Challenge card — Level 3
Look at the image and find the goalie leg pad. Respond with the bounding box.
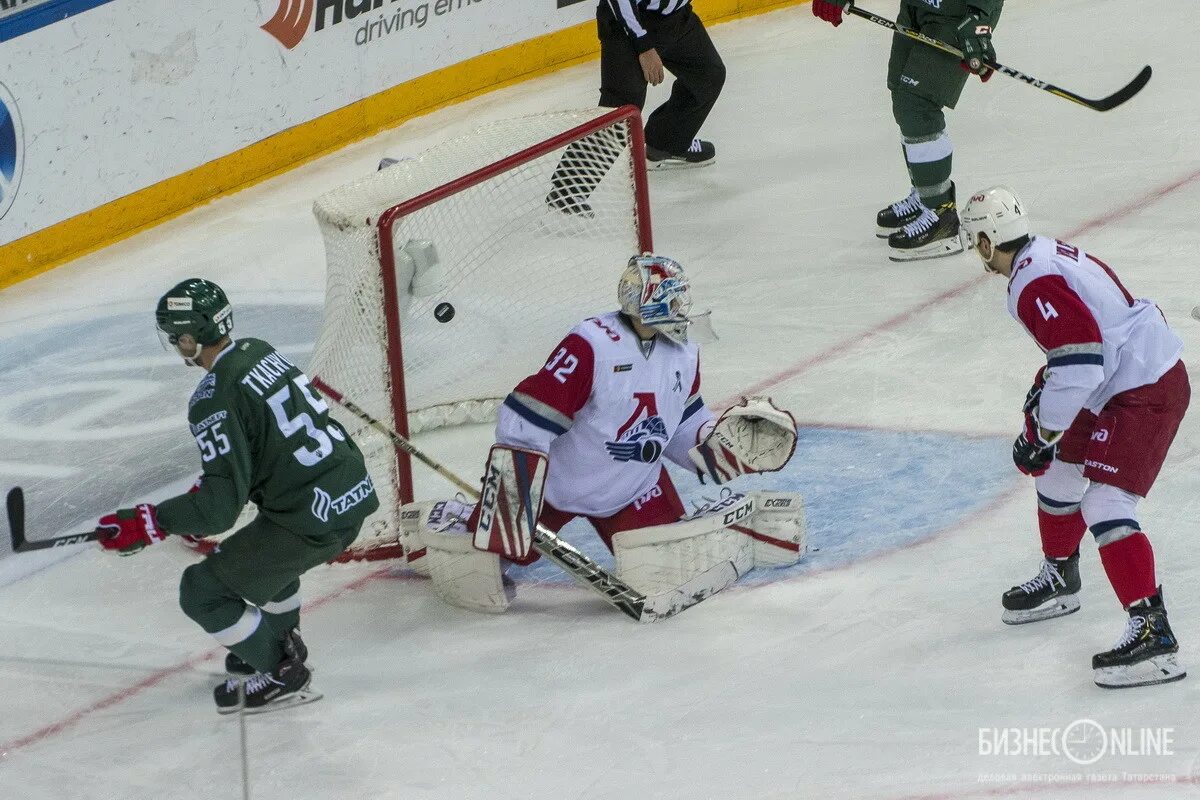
[422,525,512,614]
[398,500,438,577]
[474,445,548,562]
[614,492,755,596]
[734,491,807,568]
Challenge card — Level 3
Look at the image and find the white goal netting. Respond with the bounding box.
[309,107,652,558]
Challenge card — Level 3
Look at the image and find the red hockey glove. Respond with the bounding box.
[97,504,167,556]
[1012,414,1060,477]
[812,0,849,27]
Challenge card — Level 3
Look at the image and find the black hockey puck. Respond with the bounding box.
[434,302,455,323]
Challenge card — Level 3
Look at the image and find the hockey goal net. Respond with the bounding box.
[309,106,653,559]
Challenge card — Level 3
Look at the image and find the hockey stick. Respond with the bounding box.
[846,3,1151,112]
[5,487,102,552]
[311,378,746,623]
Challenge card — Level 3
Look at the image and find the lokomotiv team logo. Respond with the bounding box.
[0,82,24,222]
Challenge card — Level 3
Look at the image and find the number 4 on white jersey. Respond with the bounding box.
[1036,297,1059,321]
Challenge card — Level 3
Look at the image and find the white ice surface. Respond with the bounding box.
[3,2,1200,798]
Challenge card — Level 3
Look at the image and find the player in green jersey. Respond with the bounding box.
[813,0,1003,262]
[96,278,379,714]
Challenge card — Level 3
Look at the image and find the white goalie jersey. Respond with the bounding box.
[495,311,715,517]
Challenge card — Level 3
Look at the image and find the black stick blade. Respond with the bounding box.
[1092,65,1152,112]
[6,487,25,551]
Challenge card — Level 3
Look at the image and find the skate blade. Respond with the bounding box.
[646,158,715,171]
[241,686,323,714]
[1095,653,1186,689]
[876,225,901,239]
[887,233,966,262]
[1002,595,1081,625]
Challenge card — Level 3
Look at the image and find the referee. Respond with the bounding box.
[546,0,726,216]
[600,0,725,168]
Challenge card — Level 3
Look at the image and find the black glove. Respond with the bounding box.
[1013,424,1056,476]
[956,8,996,79]
[1014,366,1057,475]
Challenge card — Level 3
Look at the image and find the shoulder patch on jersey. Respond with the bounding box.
[190,373,217,409]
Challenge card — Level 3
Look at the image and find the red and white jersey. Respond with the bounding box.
[1008,236,1183,430]
[495,311,714,518]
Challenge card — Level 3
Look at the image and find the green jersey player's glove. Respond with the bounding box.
[956,7,996,81]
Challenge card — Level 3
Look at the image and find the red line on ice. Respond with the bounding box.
[0,566,389,756]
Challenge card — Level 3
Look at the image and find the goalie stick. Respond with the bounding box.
[847,3,1151,112]
[310,378,745,623]
[5,487,102,552]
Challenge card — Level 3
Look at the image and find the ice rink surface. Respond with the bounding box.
[3,2,1200,798]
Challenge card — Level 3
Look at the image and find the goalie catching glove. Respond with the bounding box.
[689,396,797,484]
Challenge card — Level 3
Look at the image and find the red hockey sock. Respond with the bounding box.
[1098,531,1157,607]
[1038,507,1086,560]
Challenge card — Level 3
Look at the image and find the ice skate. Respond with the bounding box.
[887,201,965,262]
[1001,553,1081,625]
[1093,590,1186,689]
[876,188,925,238]
[646,139,716,170]
[214,630,320,714]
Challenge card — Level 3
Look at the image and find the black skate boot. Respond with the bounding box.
[1002,552,1081,625]
[225,627,308,675]
[214,630,320,714]
[646,138,716,170]
[1093,589,1186,688]
[886,199,965,262]
[876,188,925,238]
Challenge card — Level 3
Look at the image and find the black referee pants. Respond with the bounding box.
[598,4,726,154]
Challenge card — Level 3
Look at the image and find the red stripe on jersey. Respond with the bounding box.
[511,333,595,421]
[1016,275,1103,352]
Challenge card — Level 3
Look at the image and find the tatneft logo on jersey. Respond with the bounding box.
[0,82,25,222]
[261,0,483,50]
[311,476,376,522]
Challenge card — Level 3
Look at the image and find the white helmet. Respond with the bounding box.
[960,186,1031,251]
[618,254,693,344]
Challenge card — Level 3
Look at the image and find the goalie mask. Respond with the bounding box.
[618,254,694,344]
[155,278,234,364]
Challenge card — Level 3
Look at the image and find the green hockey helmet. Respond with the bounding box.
[155,278,233,361]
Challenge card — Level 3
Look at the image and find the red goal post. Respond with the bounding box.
[310,106,653,560]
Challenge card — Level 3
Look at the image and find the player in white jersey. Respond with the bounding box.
[461,254,796,555]
[961,186,1189,688]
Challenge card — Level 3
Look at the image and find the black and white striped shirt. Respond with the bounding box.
[602,0,693,52]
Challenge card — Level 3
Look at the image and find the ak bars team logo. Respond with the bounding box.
[0,82,24,222]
